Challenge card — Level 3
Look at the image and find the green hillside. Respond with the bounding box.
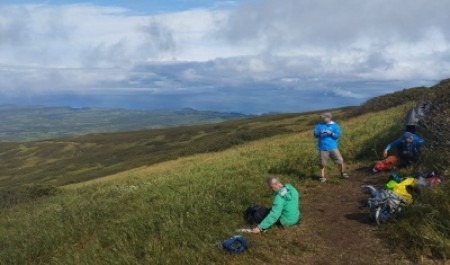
[0,108,352,192]
[0,81,448,264]
[0,103,409,265]
[0,106,249,142]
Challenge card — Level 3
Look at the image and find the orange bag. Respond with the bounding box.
[372,156,399,172]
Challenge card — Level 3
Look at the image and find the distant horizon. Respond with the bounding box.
[0,95,359,115]
[0,103,254,115]
[1,1,449,114]
[0,79,439,115]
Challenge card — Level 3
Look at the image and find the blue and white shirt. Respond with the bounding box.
[313,121,342,151]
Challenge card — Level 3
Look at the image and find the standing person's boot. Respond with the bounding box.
[340,172,349,179]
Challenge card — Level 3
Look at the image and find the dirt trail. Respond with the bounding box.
[270,166,420,265]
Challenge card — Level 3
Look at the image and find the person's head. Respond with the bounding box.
[266,176,283,191]
[321,112,332,123]
[402,132,414,143]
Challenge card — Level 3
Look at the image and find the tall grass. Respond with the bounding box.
[385,180,450,261]
[0,104,436,264]
[0,110,340,189]
[382,79,450,262]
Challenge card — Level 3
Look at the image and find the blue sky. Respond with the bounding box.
[0,0,449,114]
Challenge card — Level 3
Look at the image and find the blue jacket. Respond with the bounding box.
[313,121,341,151]
[385,134,424,151]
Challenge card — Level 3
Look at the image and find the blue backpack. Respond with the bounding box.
[221,235,247,255]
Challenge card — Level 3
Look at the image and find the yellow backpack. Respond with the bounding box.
[385,178,416,205]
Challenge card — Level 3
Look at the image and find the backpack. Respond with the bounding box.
[372,156,398,172]
[414,169,443,188]
[221,235,247,255]
[244,205,270,225]
[385,178,416,205]
[362,185,407,225]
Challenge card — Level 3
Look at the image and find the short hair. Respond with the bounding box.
[266,176,281,185]
[321,112,332,119]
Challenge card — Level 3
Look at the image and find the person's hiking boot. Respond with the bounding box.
[340,172,350,179]
[320,177,327,183]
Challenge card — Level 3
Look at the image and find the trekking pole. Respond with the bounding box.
[235,228,253,233]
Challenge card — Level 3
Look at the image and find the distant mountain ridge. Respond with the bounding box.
[0,105,249,142]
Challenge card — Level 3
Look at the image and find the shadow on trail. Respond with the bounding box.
[345,212,373,225]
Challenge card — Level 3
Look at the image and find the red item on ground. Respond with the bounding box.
[427,176,442,185]
[372,156,399,172]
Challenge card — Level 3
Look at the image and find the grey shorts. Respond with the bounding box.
[319,149,344,168]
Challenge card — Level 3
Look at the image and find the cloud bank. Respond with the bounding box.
[0,1,449,113]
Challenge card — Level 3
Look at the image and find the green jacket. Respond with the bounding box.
[259,183,300,230]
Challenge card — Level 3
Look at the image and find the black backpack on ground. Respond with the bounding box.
[244,205,270,225]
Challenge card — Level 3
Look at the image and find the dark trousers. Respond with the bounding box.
[405,125,416,134]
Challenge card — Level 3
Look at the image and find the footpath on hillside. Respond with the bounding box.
[296,166,411,265]
[249,166,443,265]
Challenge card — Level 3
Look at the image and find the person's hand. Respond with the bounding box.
[252,226,261,234]
[383,149,388,158]
[326,130,333,135]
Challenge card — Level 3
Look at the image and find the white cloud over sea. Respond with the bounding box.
[0,0,449,113]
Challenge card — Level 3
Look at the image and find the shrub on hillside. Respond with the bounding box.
[386,181,450,260]
[0,184,59,209]
[419,79,450,172]
[387,79,449,262]
[349,86,431,117]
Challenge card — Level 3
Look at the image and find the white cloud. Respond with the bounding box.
[0,1,449,113]
[222,0,450,47]
[330,88,365,99]
[218,0,450,80]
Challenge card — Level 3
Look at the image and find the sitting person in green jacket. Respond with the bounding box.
[252,176,300,233]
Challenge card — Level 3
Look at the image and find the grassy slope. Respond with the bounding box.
[0,108,352,189]
[0,104,413,265]
[384,80,450,261]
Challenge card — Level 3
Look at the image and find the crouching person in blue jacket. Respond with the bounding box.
[313,112,349,183]
[383,132,425,167]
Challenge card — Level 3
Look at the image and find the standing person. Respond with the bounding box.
[383,132,425,167]
[252,176,300,233]
[313,112,349,182]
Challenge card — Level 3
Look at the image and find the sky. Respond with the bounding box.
[0,0,449,114]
